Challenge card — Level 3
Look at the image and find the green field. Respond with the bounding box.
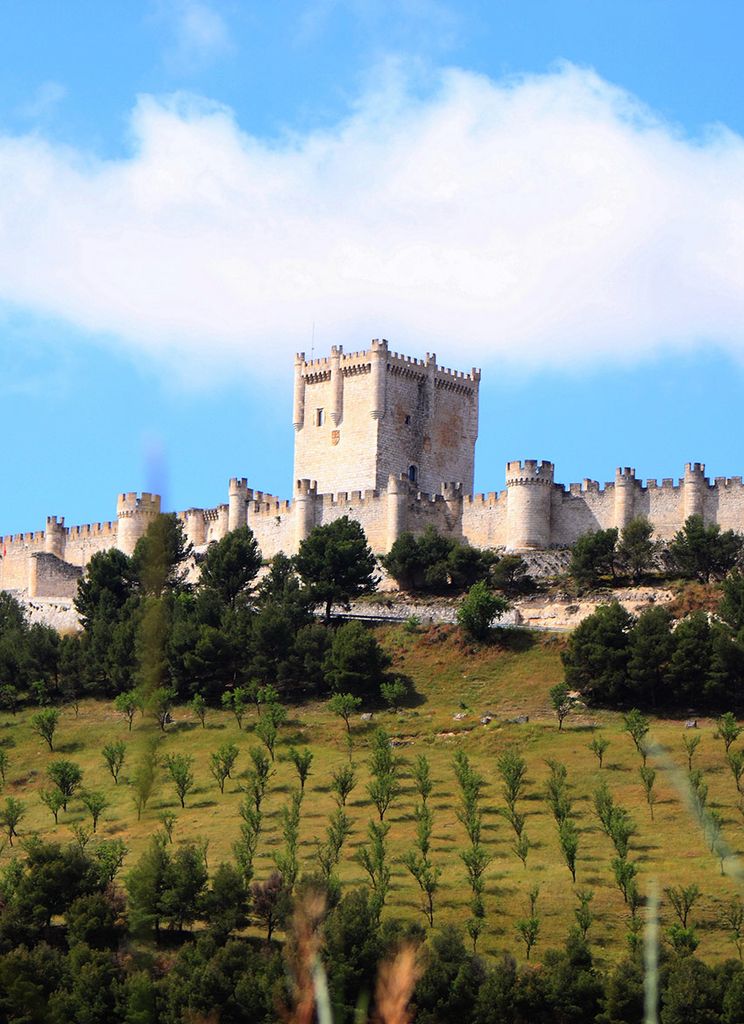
[2,623,742,965]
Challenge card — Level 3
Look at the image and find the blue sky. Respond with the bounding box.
[2,1,744,534]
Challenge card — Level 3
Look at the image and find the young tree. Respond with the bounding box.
[189,693,207,729]
[328,692,362,758]
[47,759,83,810]
[412,754,433,806]
[255,702,287,762]
[148,687,175,732]
[512,833,530,867]
[720,899,744,960]
[683,733,701,772]
[273,791,302,895]
[402,846,440,928]
[496,749,528,812]
[456,581,509,642]
[250,871,286,943]
[132,743,158,821]
[80,789,109,832]
[0,748,9,784]
[357,821,391,917]
[549,683,576,731]
[516,915,540,960]
[316,808,352,882]
[665,884,701,928]
[728,750,744,794]
[31,708,60,752]
[330,763,356,806]
[0,797,24,845]
[287,747,313,793]
[558,818,579,882]
[164,754,195,808]
[380,677,409,712]
[114,690,141,731]
[102,740,126,784]
[575,889,594,940]
[40,787,65,824]
[159,812,177,843]
[221,687,250,730]
[622,709,650,762]
[589,735,610,768]
[639,766,657,820]
[716,711,742,754]
[209,743,239,794]
[294,516,379,622]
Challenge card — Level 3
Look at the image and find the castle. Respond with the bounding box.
[2,339,744,600]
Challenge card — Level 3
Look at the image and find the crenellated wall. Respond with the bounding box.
[6,339,744,599]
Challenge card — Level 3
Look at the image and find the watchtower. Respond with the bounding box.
[292,341,480,496]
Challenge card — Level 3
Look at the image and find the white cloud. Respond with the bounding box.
[160,0,232,72]
[0,63,743,382]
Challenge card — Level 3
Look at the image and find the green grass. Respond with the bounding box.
[2,622,743,967]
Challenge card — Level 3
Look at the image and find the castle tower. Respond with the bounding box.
[505,460,554,550]
[294,478,317,548]
[614,468,637,531]
[44,516,66,559]
[683,462,707,522]
[292,341,480,496]
[228,478,251,533]
[116,492,161,556]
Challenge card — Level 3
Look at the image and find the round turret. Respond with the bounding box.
[44,516,66,559]
[505,460,554,550]
[116,492,161,556]
[614,467,637,531]
[228,477,250,533]
[683,462,706,522]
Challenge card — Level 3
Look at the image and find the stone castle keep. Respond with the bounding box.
[3,340,744,599]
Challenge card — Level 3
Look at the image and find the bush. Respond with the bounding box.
[457,582,509,642]
[382,528,496,592]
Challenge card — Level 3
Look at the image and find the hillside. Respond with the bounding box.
[2,622,742,966]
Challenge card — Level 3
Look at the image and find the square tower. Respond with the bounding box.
[292,340,480,495]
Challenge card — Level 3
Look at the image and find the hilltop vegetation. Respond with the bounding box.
[4,513,744,1020]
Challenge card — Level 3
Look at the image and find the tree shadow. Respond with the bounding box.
[56,741,84,754]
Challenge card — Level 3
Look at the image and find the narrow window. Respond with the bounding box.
[404,414,411,425]
[408,464,417,483]
[316,408,325,427]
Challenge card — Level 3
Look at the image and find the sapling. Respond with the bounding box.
[639,766,657,820]
[589,735,610,769]
[716,712,742,754]
[683,733,701,772]
[102,741,126,784]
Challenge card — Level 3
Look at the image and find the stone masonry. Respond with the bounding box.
[2,340,743,598]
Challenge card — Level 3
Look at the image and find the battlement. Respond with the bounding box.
[686,462,706,475]
[67,522,117,538]
[505,460,555,485]
[116,492,161,517]
[616,467,636,481]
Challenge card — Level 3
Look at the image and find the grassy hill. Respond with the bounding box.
[2,622,742,966]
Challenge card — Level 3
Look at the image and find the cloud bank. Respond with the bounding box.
[1,63,743,380]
